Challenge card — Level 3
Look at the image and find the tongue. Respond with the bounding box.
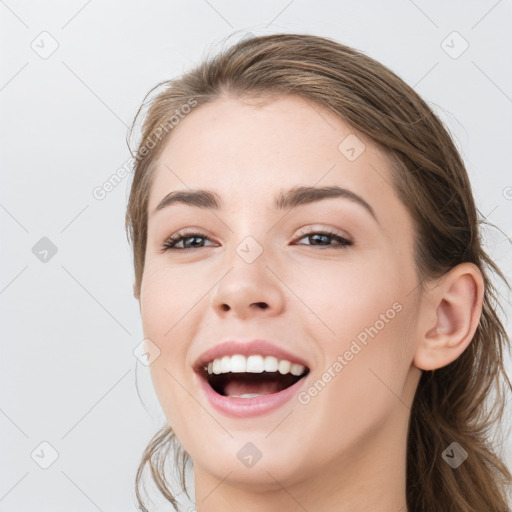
[224,376,284,397]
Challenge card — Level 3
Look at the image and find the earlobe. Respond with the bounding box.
[413,263,484,371]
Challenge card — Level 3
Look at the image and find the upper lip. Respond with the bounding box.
[193,339,311,373]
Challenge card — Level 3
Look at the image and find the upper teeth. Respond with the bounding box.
[205,355,307,376]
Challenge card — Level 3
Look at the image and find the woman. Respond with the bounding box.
[125,33,511,512]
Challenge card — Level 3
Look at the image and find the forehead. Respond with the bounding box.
[147,95,406,228]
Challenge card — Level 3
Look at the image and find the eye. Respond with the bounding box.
[293,229,353,249]
[160,231,215,252]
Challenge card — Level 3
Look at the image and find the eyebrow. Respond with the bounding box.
[152,185,378,223]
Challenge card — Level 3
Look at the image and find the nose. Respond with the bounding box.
[210,251,285,320]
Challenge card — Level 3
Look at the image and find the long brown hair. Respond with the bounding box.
[125,33,512,511]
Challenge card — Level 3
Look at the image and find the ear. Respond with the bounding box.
[413,262,484,371]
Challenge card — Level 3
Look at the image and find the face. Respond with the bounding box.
[139,95,423,491]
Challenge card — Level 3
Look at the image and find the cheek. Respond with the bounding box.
[309,260,413,385]
[290,259,393,338]
[139,259,204,408]
[139,258,192,335]
[139,273,192,427]
[309,299,413,447]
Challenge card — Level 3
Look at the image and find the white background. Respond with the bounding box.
[1,1,511,511]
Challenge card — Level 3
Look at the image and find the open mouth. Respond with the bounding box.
[200,367,310,398]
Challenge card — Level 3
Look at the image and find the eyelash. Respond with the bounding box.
[160,228,353,252]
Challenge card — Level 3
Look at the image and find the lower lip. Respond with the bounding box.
[196,371,309,418]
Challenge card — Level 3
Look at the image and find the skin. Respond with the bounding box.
[136,95,484,512]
